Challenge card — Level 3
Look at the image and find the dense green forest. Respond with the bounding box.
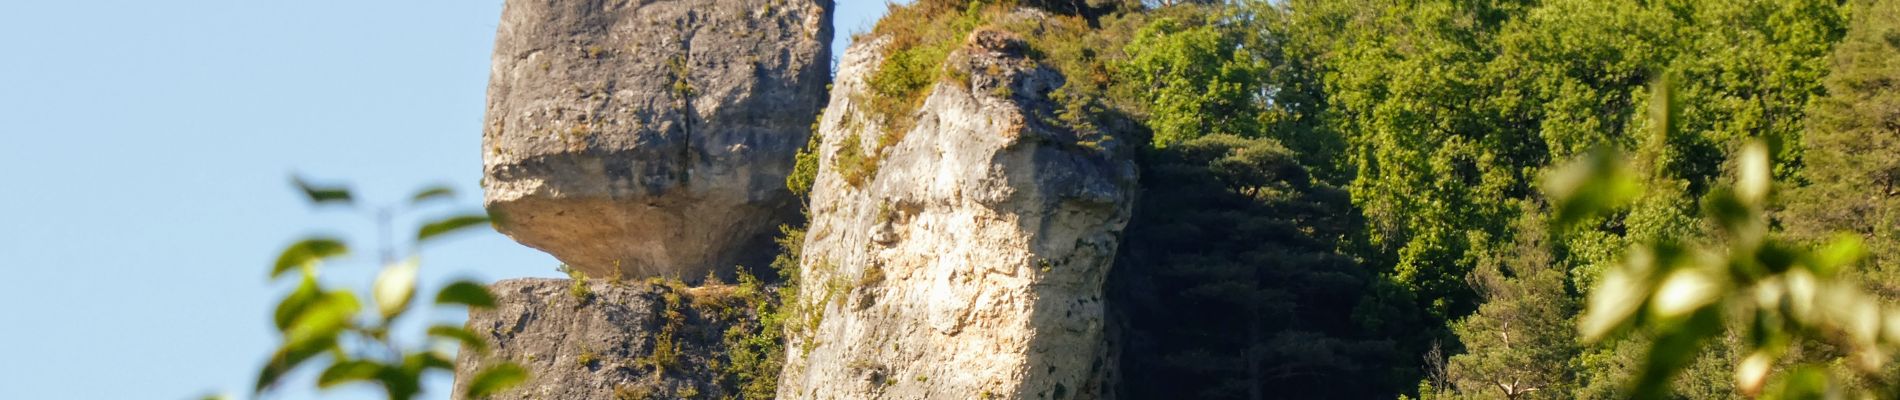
[819,0,1900,398]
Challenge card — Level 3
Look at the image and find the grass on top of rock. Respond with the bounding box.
[840,0,1146,188]
[865,0,1145,115]
[830,1,996,189]
[861,1,996,136]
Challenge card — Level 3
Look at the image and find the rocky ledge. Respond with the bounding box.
[452,278,772,400]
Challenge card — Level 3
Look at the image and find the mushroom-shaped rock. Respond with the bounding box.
[482,0,834,281]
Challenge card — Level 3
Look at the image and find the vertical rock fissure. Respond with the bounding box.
[585,79,616,151]
[671,13,699,187]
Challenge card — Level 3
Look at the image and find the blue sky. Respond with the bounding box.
[0,1,897,399]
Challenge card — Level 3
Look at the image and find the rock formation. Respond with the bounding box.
[468,2,1138,399]
[776,21,1138,399]
[481,0,834,281]
[452,278,758,400]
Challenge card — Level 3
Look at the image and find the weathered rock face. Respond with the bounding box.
[452,278,753,400]
[482,0,834,281]
[777,24,1138,400]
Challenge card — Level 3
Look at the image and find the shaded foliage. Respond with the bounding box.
[1113,134,1400,399]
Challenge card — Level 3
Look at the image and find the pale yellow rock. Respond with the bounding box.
[778,21,1136,400]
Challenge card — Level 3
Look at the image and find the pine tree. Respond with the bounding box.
[1113,134,1399,399]
[1786,0,1900,299]
[1435,214,1583,400]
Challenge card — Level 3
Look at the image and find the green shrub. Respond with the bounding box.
[865,1,996,125]
[576,346,599,369]
[613,384,655,400]
[568,270,592,301]
[832,133,876,187]
[788,119,823,195]
[855,0,1145,163]
[636,284,686,375]
[715,224,805,399]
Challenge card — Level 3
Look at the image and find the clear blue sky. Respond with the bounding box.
[0,1,898,399]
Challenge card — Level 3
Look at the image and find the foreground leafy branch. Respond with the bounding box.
[254,177,527,400]
[1552,85,1900,399]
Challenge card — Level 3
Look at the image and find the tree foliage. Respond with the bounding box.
[1113,134,1399,399]
[1559,138,1900,399]
[1433,214,1583,400]
[1121,9,1263,148]
[1785,0,1900,300]
[255,178,525,400]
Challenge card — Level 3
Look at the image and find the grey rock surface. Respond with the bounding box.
[451,278,749,400]
[777,19,1137,400]
[482,0,834,281]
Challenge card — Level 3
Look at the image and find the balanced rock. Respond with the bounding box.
[481,0,834,281]
[777,20,1137,399]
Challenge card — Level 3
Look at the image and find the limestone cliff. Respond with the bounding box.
[481,0,834,282]
[777,21,1138,400]
[452,278,767,400]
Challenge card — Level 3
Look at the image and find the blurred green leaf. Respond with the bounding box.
[1736,351,1776,396]
[1784,270,1821,324]
[1648,268,1724,321]
[261,290,361,394]
[373,258,420,321]
[1581,247,1660,342]
[436,281,497,308]
[464,363,529,399]
[405,351,455,373]
[1703,191,1758,241]
[1751,243,1802,279]
[273,277,322,331]
[1545,147,1639,229]
[409,185,456,206]
[316,360,383,389]
[1825,288,1885,351]
[291,175,355,206]
[1580,267,1642,342]
[1807,234,1865,277]
[1632,308,1722,399]
[1745,294,1790,351]
[428,325,489,355]
[1762,366,1832,400]
[271,238,348,279]
[1736,141,1771,204]
[255,336,335,393]
[417,214,492,244]
[380,360,423,400]
[285,291,359,349]
[1885,309,1900,345]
